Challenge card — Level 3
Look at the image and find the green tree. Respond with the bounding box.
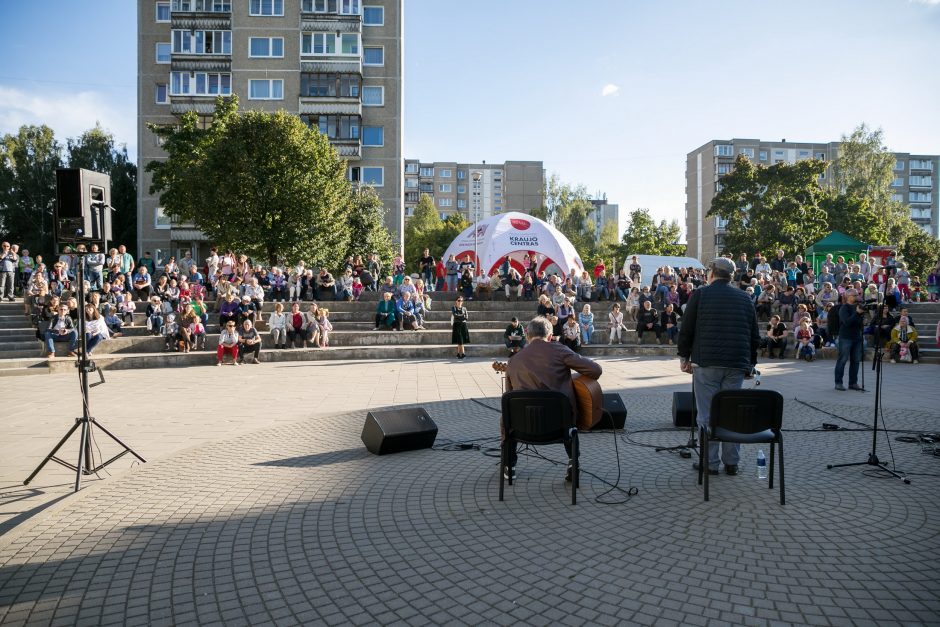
[147,97,351,267]
[819,191,883,245]
[0,125,62,255]
[403,194,442,270]
[709,154,829,257]
[617,208,685,257]
[344,185,395,273]
[594,219,621,263]
[834,123,916,246]
[540,174,597,258]
[66,123,138,250]
[899,228,940,279]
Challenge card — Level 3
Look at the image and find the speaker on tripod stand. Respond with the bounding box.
[54,168,113,246]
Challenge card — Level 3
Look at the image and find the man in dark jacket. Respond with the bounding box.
[677,257,760,476]
[636,300,660,343]
[834,288,865,391]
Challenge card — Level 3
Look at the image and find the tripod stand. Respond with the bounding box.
[24,254,145,492]
[826,320,909,484]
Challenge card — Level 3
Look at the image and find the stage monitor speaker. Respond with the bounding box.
[362,408,437,455]
[672,391,696,428]
[55,168,112,244]
[595,393,627,430]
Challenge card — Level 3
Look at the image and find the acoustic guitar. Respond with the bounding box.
[491,361,604,431]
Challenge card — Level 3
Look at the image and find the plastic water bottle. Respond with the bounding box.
[756,449,767,480]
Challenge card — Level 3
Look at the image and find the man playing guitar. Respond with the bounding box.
[501,316,603,481]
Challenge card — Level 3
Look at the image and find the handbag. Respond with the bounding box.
[898,345,912,363]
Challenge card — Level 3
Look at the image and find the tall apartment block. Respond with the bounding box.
[137,0,403,262]
[402,160,544,222]
[685,138,939,262]
[589,197,620,245]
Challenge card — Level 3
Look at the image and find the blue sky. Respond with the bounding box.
[1,0,938,236]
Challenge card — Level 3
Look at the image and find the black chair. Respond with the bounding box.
[698,389,785,505]
[499,390,579,505]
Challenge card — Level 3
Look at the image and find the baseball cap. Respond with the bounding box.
[709,257,736,276]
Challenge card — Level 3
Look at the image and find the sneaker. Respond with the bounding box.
[565,462,576,483]
[724,464,739,476]
[252,357,260,364]
[849,384,865,392]
[502,466,516,480]
[216,362,222,366]
[834,384,846,391]
[890,359,896,363]
[693,462,719,476]
[913,360,918,364]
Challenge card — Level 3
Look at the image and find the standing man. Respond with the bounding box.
[677,257,760,476]
[117,244,135,293]
[505,316,602,481]
[834,288,865,391]
[444,254,459,292]
[418,248,435,292]
[0,241,18,301]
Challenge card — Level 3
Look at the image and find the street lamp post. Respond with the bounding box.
[471,170,482,276]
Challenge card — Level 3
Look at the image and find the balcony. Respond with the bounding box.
[910,160,934,171]
[298,98,361,116]
[909,177,933,188]
[331,139,360,160]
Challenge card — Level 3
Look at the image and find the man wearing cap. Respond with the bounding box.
[677,257,760,476]
[503,316,526,357]
[834,288,866,391]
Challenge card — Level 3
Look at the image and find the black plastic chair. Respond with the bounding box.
[499,390,579,505]
[698,389,785,505]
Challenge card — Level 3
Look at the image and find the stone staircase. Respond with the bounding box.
[1,294,936,376]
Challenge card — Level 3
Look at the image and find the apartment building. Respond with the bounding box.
[137,0,403,262]
[589,197,620,244]
[402,160,544,222]
[686,138,939,262]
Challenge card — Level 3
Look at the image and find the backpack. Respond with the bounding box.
[828,303,842,337]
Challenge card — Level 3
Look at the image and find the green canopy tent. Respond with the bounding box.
[804,231,869,277]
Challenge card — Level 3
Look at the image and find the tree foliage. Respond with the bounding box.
[66,123,138,251]
[0,125,62,255]
[617,208,684,258]
[344,185,396,272]
[709,154,829,256]
[540,174,601,258]
[147,96,351,267]
[899,228,940,279]
[402,194,469,272]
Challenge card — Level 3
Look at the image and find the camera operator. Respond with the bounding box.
[834,288,865,391]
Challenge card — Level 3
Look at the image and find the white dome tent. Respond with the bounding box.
[442,212,585,279]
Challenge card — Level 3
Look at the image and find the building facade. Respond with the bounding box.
[137,0,403,263]
[589,197,619,245]
[685,138,939,262]
[402,160,544,222]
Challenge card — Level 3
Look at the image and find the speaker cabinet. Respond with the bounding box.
[361,408,437,455]
[672,391,697,428]
[55,168,112,243]
[594,393,627,430]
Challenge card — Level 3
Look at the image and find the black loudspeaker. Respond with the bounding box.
[361,408,438,455]
[595,393,627,430]
[672,391,697,428]
[55,168,112,243]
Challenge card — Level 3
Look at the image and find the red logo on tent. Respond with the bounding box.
[510,218,530,230]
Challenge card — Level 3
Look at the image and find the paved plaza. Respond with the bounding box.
[1,357,939,625]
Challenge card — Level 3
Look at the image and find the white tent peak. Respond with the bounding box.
[441,212,585,278]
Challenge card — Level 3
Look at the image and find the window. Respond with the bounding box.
[419,183,433,193]
[156,42,171,63]
[300,73,360,98]
[457,170,466,179]
[404,162,418,174]
[892,193,903,202]
[340,0,360,14]
[249,37,284,58]
[910,176,933,187]
[894,159,905,171]
[815,152,826,160]
[170,72,232,96]
[348,166,360,182]
[773,150,784,157]
[172,29,231,55]
[155,207,172,229]
[155,83,169,104]
[361,126,383,146]
[716,163,732,175]
[363,5,383,24]
[362,167,383,186]
[362,85,384,106]
[457,199,466,209]
[910,192,932,202]
[405,178,418,188]
[302,114,361,140]
[156,1,170,21]
[892,177,903,187]
[438,183,452,193]
[250,0,283,15]
[798,150,810,159]
[439,169,452,178]
[714,145,733,157]
[739,147,754,158]
[303,0,337,12]
[438,198,453,207]
[759,151,768,161]
[405,207,414,217]
[457,185,466,194]
[249,79,283,100]
[302,33,360,56]
[439,212,448,220]
[172,0,231,10]
[363,47,384,66]
[419,167,434,177]
[911,159,933,170]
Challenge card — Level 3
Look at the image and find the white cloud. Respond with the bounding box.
[601,83,620,97]
[909,0,940,4]
[0,85,137,158]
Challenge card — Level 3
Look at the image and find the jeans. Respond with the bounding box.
[446,275,457,291]
[87,270,103,292]
[615,287,629,302]
[663,326,679,342]
[422,269,434,289]
[85,333,104,354]
[45,329,78,354]
[594,286,609,300]
[834,336,863,386]
[693,366,746,469]
[0,271,14,299]
[581,325,594,345]
[270,328,287,346]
